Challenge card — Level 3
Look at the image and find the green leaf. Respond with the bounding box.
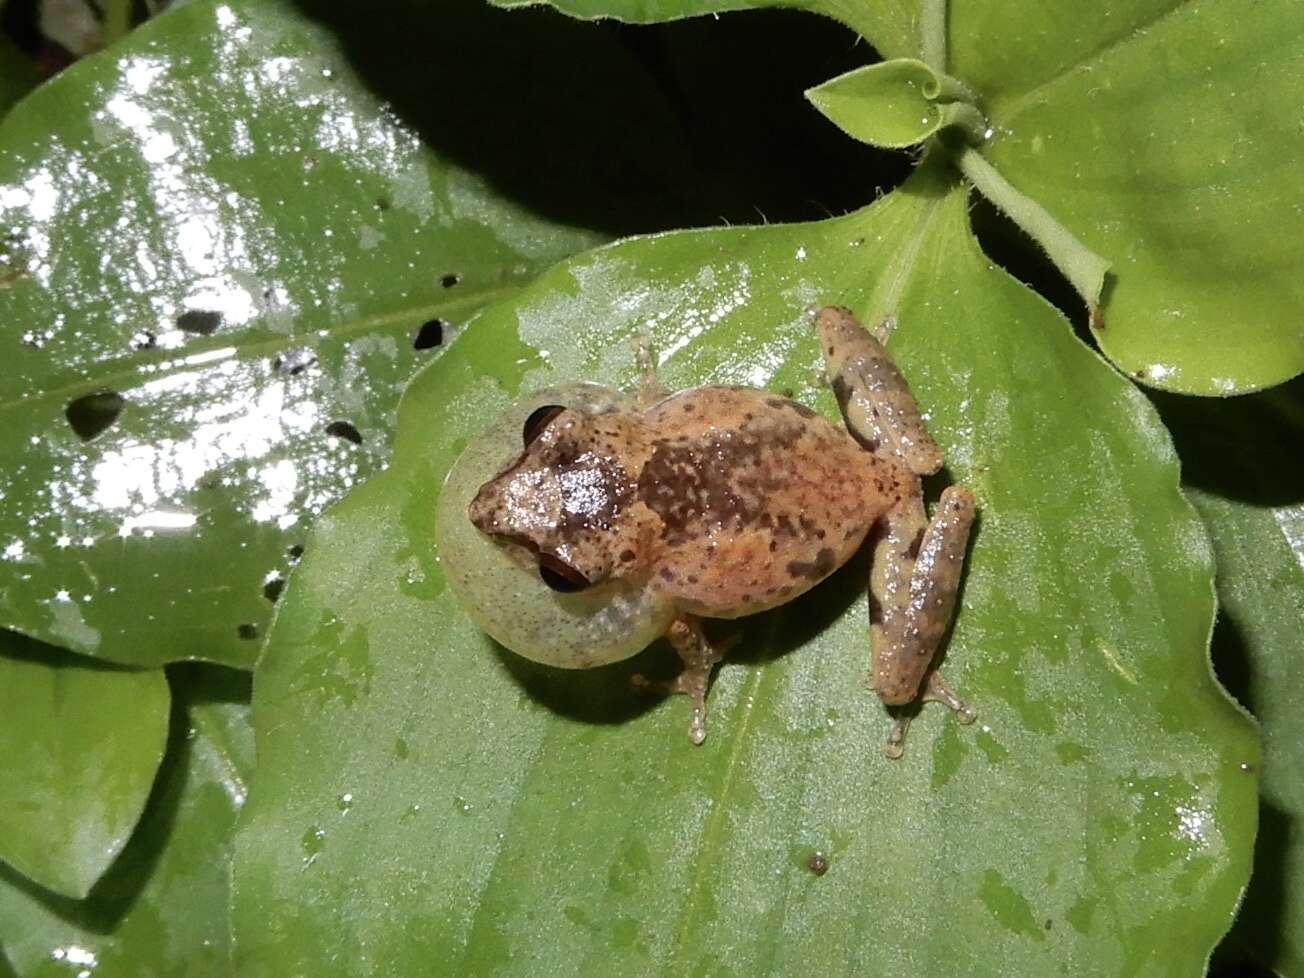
[0,0,701,668]
[495,0,917,57]
[0,663,252,978]
[958,2,1304,394]
[232,166,1256,976]
[0,633,169,900]
[1153,379,1304,977]
[805,59,986,148]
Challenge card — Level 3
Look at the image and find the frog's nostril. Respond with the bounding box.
[522,404,566,447]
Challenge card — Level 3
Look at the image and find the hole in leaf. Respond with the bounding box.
[538,553,589,592]
[440,273,460,288]
[263,576,285,603]
[176,309,223,335]
[130,330,157,350]
[273,348,317,375]
[325,420,364,445]
[522,405,565,447]
[65,389,126,441]
[287,544,305,562]
[375,196,391,211]
[412,319,445,350]
[237,623,259,640]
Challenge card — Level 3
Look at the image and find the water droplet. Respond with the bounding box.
[301,825,326,862]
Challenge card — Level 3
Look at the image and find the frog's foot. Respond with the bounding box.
[631,616,728,745]
[881,672,976,759]
[922,670,976,724]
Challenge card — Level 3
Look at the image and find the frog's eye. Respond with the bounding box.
[522,404,566,447]
[538,553,590,592]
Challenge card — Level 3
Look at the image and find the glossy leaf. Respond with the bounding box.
[232,165,1257,977]
[0,632,169,900]
[503,0,1304,393]
[970,2,1304,393]
[0,0,698,668]
[0,663,253,978]
[1154,379,1304,977]
[805,59,986,148]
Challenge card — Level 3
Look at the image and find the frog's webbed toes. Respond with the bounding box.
[922,670,976,724]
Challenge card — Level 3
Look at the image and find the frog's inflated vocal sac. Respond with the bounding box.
[439,306,976,758]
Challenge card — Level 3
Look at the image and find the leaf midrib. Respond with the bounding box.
[0,283,521,418]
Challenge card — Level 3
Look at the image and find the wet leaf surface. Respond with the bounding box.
[0,0,697,668]
[231,165,1257,977]
[1155,378,1304,977]
[0,632,168,900]
[0,663,252,978]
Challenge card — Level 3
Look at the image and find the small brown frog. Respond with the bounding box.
[437,306,976,757]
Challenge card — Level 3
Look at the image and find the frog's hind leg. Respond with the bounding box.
[632,615,733,745]
[815,304,944,476]
[814,306,978,757]
[870,487,977,758]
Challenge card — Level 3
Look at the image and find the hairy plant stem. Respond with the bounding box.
[956,146,1110,313]
[920,0,948,72]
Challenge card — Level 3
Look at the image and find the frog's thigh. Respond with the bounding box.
[632,615,730,745]
[815,305,943,476]
[869,486,977,757]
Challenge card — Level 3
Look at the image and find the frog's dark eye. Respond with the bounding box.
[522,405,566,447]
[538,553,590,592]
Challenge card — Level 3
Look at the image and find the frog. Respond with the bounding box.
[435,305,976,758]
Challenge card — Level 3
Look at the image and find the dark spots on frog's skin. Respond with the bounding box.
[741,593,752,603]
[786,547,836,581]
[907,528,924,560]
[659,567,676,582]
[768,540,777,553]
[765,396,817,420]
[619,549,636,563]
[638,426,800,541]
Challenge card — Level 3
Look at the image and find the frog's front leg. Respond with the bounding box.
[632,615,731,745]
